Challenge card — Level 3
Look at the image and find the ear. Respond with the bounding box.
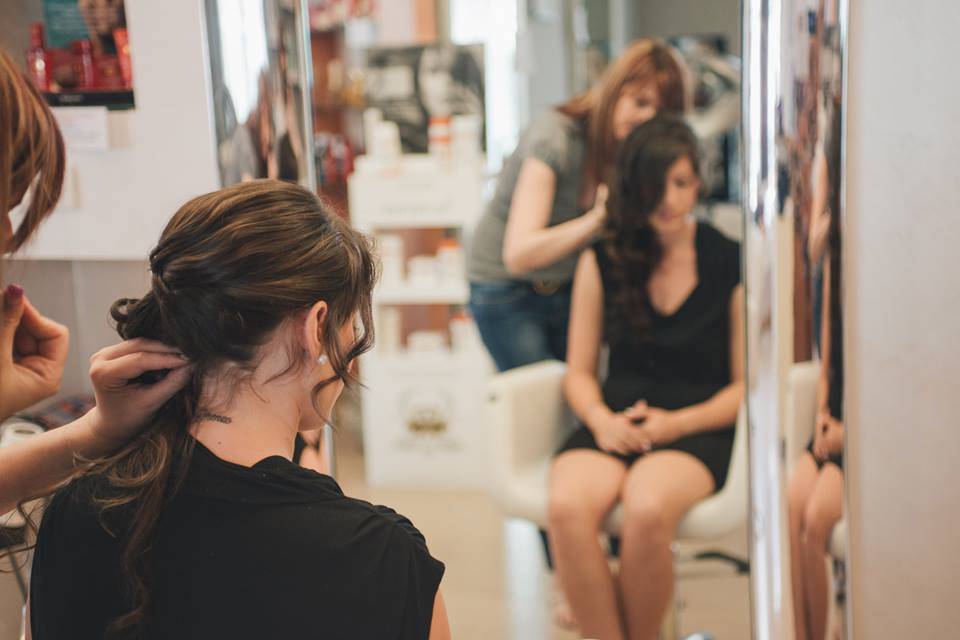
[299,299,329,360]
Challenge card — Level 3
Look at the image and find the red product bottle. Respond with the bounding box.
[72,39,96,90]
[26,23,50,91]
[113,27,133,88]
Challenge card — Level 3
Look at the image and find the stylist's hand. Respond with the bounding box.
[587,403,650,455]
[85,338,193,447]
[624,401,683,447]
[0,284,70,419]
[586,184,609,234]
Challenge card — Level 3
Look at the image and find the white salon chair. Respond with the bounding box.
[486,360,749,639]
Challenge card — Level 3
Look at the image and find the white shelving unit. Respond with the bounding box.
[373,282,470,306]
[348,154,494,488]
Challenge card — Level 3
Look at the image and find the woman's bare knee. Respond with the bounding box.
[801,501,837,549]
[548,492,605,532]
[621,496,674,549]
[788,454,818,521]
[548,451,624,533]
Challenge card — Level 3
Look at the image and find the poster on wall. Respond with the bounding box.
[25,0,135,109]
[364,43,485,154]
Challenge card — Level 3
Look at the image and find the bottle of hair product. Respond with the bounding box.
[72,40,96,90]
[362,108,382,155]
[428,115,452,160]
[407,255,438,287]
[113,27,133,88]
[372,121,401,162]
[451,114,481,160]
[450,311,483,353]
[26,23,50,91]
[435,238,464,284]
[378,307,402,354]
[377,234,404,284]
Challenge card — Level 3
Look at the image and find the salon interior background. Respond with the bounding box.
[1,0,959,638]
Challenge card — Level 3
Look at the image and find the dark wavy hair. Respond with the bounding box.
[89,180,378,636]
[824,97,843,410]
[603,113,700,340]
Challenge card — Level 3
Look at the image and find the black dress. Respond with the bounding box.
[807,273,844,470]
[558,222,741,490]
[30,440,445,640]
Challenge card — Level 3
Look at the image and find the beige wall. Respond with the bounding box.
[3,260,150,400]
[632,0,741,54]
[845,0,960,636]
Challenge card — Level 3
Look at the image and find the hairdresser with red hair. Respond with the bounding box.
[0,50,189,514]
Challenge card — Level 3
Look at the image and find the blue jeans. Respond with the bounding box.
[468,281,571,372]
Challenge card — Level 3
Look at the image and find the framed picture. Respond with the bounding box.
[28,0,135,109]
[364,43,485,154]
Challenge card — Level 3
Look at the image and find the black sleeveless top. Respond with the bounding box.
[596,221,741,414]
[30,441,444,640]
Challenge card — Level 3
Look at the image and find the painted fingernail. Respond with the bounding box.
[5,284,23,300]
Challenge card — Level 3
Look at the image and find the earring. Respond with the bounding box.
[317,354,329,366]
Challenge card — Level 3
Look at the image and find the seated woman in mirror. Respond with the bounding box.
[548,114,744,640]
[27,181,450,640]
[787,107,845,640]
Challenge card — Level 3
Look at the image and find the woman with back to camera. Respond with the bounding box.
[28,180,451,640]
[0,50,189,515]
[467,38,690,372]
[548,114,744,640]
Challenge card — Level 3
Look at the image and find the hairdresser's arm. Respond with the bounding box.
[0,339,191,514]
[630,286,746,443]
[502,158,606,275]
[808,148,831,266]
[428,591,452,640]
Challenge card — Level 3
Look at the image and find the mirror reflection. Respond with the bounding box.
[780,3,847,639]
[743,0,848,637]
[205,0,314,187]
[0,1,765,639]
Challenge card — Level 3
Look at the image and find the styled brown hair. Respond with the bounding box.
[91,180,378,634]
[557,38,689,181]
[604,113,700,339]
[0,50,64,253]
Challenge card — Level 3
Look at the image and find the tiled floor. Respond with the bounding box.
[0,426,754,640]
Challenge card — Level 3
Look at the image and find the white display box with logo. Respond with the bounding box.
[349,154,494,488]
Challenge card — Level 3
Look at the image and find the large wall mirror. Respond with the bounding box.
[194,1,852,638]
[743,0,849,637]
[485,1,754,638]
[203,0,316,190]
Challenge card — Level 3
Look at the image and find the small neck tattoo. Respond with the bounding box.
[197,412,232,424]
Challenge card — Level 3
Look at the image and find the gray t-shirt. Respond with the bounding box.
[467,110,587,284]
